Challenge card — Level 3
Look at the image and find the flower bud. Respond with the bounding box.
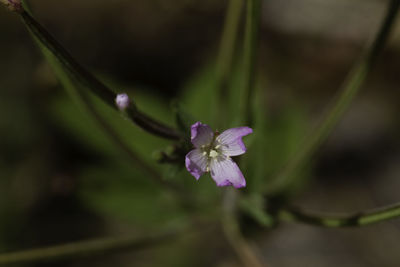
[115,93,130,111]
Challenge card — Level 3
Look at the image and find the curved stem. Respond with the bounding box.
[278,202,400,227]
[241,0,261,126]
[266,0,400,195]
[0,228,181,265]
[19,8,181,140]
[79,91,187,195]
[19,3,186,195]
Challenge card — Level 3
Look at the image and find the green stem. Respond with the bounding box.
[19,8,181,140]
[266,0,400,195]
[222,189,265,267]
[0,228,181,265]
[241,0,261,126]
[78,91,186,194]
[19,4,185,194]
[279,202,400,227]
[216,0,244,127]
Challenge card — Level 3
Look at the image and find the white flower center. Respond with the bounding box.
[209,149,219,158]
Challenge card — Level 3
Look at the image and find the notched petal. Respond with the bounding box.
[190,121,214,148]
[217,127,253,156]
[209,157,246,188]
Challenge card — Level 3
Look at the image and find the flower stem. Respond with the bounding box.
[78,91,186,194]
[19,4,186,195]
[241,0,261,126]
[0,228,182,265]
[222,189,266,267]
[278,202,400,227]
[19,7,181,140]
[266,0,400,195]
[216,0,244,128]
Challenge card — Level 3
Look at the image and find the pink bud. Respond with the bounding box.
[115,93,130,111]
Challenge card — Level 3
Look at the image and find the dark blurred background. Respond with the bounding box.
[1,0,400,266]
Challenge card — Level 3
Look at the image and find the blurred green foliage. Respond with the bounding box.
[1,0,400,266]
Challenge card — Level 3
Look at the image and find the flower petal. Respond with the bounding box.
[185,149,208,180]
[190,121,214,148]
[209,157,246,188]
[217,127,253,156]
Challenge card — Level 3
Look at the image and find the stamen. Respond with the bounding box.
[209,150,218,158]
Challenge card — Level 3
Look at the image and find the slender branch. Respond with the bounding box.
[222,189,266,267]
[241,0,261,126]
[18,3,186,195]
[78,91,186,194]
[19,8,181,140]
[278,202,400,227]
[265,0,400,195]
[216,0,244,127]
[0,228,181,265]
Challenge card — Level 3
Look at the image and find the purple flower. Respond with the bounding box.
[185,122,253,188]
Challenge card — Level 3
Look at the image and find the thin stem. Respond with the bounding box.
[0,228,181,265]
[241,0,261,126]
[20,4,186,195]
[278,202,400,227]
[222,189,266,267]
[19,8,181,140]
[79,91,186,194]
[216,0,244,127]
[266,0,400,195]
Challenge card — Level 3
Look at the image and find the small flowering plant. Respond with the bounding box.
[185,122,252,188]
[0,0,400,266]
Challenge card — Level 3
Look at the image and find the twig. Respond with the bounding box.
[278,202,400,227]
[19,7,181,140]
[78,90,186,194]
[0,227,182,265]
[19,4,186,195]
